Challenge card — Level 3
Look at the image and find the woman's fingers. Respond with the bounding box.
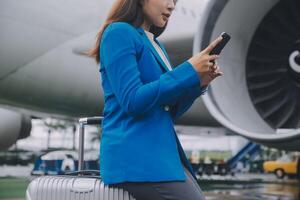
[206,54,219,64]
[189,37,222,75]
[210,65,223,78]
[188,38,222,75]
[211,64,218,71]
[208,61,215,67]
[215,71,223,76]
[204,37,223,54]
[213,69,223,77]
[202,61,215,72]
[207,54,219,62]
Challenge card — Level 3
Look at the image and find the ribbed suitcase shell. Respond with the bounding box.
[26,117,135,200]
[26,175,135,200]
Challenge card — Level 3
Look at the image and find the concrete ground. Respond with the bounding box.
[0,171,299,200]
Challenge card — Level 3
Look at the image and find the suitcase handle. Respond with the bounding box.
[78,116,103,173]
[65,170,100,176]
[79,116,103,125]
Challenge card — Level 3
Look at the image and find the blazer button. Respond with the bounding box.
[164,105,170,111]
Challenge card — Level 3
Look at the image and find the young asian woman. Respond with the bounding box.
[89,0,223,199]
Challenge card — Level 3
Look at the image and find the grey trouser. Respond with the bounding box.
[109,166,206,200]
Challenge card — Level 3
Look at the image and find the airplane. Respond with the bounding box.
[0,0,299,150]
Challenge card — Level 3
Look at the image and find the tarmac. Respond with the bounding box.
[0,165,299,200]
[198,173,300,200]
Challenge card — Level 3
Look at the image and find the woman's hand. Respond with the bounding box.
[187,37,223,87]
[201,62,223,87]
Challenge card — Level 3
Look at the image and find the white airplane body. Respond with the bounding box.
[0,0,299,150]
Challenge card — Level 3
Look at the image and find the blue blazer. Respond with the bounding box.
[99,22,207,185]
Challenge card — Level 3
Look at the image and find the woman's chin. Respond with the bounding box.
[156,20,167,28]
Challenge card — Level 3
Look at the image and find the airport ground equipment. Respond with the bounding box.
[226,142,261,171]
[31,150,99,175]
[263,155,299,179]
[194,142,261,176]
[26,116,135,200]
[193,162,229,176]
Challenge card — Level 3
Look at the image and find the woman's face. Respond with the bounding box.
[142,0,177,28]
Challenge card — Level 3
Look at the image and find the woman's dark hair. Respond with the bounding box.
[88,0,168,64]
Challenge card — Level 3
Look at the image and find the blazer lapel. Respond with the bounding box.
[136,27,170,72]
[155,39,173,69]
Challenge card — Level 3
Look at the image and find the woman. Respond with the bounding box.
[89,0,223,199]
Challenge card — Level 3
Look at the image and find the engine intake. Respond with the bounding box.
[0,108,32,150]
[194,0,300,150]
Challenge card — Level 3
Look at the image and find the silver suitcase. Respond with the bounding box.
[26,117,135,200]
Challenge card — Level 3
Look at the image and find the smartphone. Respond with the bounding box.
[209,32,231,63]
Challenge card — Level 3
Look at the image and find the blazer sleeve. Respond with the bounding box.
[155,38,208,120]
[169,85,208,121]
[100,24,202,117]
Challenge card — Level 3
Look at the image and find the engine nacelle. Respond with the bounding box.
[194,0,300,150]
[0,108,32,150]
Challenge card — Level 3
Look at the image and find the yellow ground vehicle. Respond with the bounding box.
[263,155,299,179]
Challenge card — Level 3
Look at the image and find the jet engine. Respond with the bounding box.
[193,0,300,150]
[0,108,32,150]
